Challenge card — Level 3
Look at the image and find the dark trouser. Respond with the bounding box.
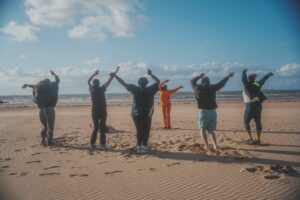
[91,109,107,145]
[132,114,152,146]
[244,102,262,132]
[39,107,55,142]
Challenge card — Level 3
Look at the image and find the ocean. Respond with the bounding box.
[1,90,300,106]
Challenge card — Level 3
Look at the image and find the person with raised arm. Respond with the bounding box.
[22,70,59,146]
[111,68,160,154]
[88,67,120,151]
[159,79,183,129]
[191,72,234,151]
[242,69,273,145]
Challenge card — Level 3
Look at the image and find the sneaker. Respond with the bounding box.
[89,144,97,151]
[255,140,261,145]
[141,145,149,153]
[247,139,255,145]
[99,144,106,151]
[136,146,142,154]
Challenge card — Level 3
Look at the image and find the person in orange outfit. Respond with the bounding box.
[159,79,183,129]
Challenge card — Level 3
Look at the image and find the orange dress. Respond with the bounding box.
[159,84,181,128]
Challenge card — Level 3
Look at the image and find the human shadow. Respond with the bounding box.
[218,129,300,135]
[239,148,300,157]
[150,150,300,167]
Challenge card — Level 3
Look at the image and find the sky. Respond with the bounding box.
[0,0,299,95]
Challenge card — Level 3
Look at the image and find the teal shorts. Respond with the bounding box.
[197,110,217,132]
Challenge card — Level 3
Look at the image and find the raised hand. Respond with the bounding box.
[94,70,100,75]
[268,72,274,76]
[50,70,56,76]
[243,69,247,73]
[147,68,152,75]
[179,85,184,89]
[228,72,235,78]
[21,84,28,89]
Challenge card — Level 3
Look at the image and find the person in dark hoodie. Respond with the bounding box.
[87,67,119,151]
[191,72,234,151]
[242,69,273,145]
[111,68,160,154]
[22,70,59,146]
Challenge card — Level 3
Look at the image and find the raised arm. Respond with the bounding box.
[112,74,128,89]
[242,69,248,87]
[159,79,169,89]
[190,73,205,90]
[257,72,273,87]
[50,70,60,84]
[103,66,120,89]
[169,86,183,94]
[87,70,99,88]
[212,72,234,91]
[147,69,160,84]
[21,84,36,89]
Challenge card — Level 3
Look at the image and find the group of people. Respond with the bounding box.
[22,67,273,154]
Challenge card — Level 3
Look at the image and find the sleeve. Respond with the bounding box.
[149,82,159,94]
[169,87,181,94]
[101,85,107,92]
[211,77,229,91]
[257,74,272,87]
[190,76,201,91]
[126,84,138,93]
[55,75,60,84]
[242,70,249,88]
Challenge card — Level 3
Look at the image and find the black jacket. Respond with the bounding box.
[242,71,271,103]
[35,76,60,107]
[191,76,229,110]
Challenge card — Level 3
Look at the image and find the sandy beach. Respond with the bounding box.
[0,101,300,200]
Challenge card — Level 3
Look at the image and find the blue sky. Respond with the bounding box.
[0,0,299,95]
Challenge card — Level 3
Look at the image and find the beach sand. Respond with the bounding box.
[0,101,300,200]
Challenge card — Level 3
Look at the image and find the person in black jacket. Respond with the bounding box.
[87,67,119,151]
[111,68,160,154]
[191,72,234,151]
[22,70,59,146]
[242,69,273,145]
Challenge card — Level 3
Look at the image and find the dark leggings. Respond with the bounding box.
[132,114,152,146]
[244,102,262,132]
[91,109,107,145]
[39,107,55,141]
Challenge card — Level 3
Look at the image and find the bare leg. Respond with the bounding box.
[247,131,253,141]
[200,129,209,149]
[208,131,218,150]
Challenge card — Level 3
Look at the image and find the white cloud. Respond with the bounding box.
[277,63,300,76]
[84,57,102,65]
[20,54,27,59]
[24,0,147,41]
[0,21,40,41]
[1,62,299,94]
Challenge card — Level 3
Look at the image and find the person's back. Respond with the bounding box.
[127,83,159,116]
[192,76,230,110]
[90,85,106,111]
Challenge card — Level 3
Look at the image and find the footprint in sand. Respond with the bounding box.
[264,175,280,180]
[69,174,89,177]
[26,160,41,164]
[15,149,27,152]
[9,173,18,176]
[97,161,109,165]
[1,165,10,169]
[19,172,29,176]
[32,152,41,156]
[166,162,181,167]
[43,166,60,170]
[104,170,123,175]
[39,172,61,176]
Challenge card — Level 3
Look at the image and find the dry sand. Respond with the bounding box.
[0,101,300,200]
